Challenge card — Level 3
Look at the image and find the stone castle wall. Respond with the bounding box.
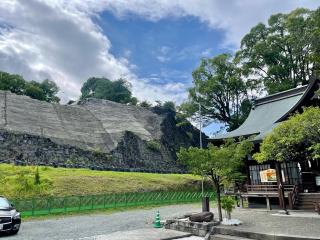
[0,91,202,172]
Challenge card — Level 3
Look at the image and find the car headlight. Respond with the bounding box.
[13,212,21,220]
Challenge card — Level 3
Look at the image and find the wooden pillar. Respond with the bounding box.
[288,192,293,210]
[246,159,251,185]
[202,196,210,212]
[266,195,271,210]
[275,161,287,212]
[239,195,244,208]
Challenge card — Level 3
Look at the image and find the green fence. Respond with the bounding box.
[11,191,215,217]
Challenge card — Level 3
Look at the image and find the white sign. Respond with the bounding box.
[260,169,277,182]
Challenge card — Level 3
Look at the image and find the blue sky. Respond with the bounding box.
[98,12,225,91]
[0,1,318,136]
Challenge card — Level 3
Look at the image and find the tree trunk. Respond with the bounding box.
[227,211,231,220]
[214,180,223,222]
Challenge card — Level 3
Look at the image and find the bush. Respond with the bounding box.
[186,131,193,140]
[34,167,40,185]
[221,196,236,219]
[146,140,161,152]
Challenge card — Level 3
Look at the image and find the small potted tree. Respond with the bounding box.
[221,195,242,225]
[221,196,236,220]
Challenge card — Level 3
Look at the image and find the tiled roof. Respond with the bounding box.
[210,84,311,142]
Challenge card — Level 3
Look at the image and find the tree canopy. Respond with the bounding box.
[178,139,253,221]
[253,107,320,163]
[139,100,152,108]
[180,7,320,131]
[237,8,320,94]
[0,71,60,103]
[180,54,252,131]
[80,77,137,104]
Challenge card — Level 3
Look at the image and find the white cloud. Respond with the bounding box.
[0,0,187,103]
[163,82,187,92]
[201,48,213,57]
[155,46,171,63]
[0,0,318,104]
[156,55,170,63]
[0,0,133,102]
[123,49,132,59]
[78,0,318,48]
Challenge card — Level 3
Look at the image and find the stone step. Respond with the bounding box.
[210,234,254,240]
[296,207,315,210]
[296,205,315,210]
[296,201,316,205]
[299,193,320,196]
[296,198,319,209]
[298,197,320,200]
[299,196,320,199]
[299,196,320,198]
[296,202,316,206]
[299,199,320,202]
[296,193,320,210]
[297,200,318,203]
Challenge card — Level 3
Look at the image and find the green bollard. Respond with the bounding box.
[153,211,162,228]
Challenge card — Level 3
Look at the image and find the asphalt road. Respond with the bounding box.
[1,204,201,240]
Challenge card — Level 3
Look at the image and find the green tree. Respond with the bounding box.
[0,71,26,94]
[237,8,320,94]
[81,77,136,104]
[162,101,176,112]
[139,100,152,108]
[130,97,138,106]
[254,107,320,163]
[178,139,253,221]
[39,79,60,103]
[0,71,60,103]
[180,54,251,131]
[25,81,46,101]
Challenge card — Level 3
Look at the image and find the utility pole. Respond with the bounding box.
[199,102,209,212]
[199,102,203,149]
[199,103,204,197]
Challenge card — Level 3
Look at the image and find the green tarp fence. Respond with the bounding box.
[11,191,215,217]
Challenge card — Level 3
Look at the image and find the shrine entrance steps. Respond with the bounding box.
[296,193,320,210]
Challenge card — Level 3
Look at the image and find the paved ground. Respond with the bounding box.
[84,228,202,240]
[2,203,320,239]
[218,208,320,238]
[1,204,201,240]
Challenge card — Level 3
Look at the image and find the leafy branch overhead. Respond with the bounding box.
[254,107,320,163]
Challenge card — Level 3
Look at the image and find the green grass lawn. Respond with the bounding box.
[0,164,207,199]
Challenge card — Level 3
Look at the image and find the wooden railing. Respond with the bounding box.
[288,185,299,210]
[247,184,294,193]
